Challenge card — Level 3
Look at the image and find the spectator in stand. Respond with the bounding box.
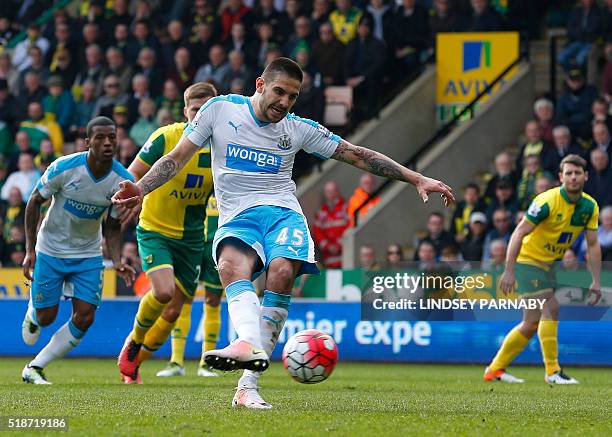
[0,186,26,245]
[34,139,60,174]
[598,206,612,261]
[129,98,159,147]
[42,76,75,134]
[162,20,188,70]
[429,0,459,48]
[70,80,97,138]
[359,244,380,271]
[92,74,128,119]
[602,42,612,101]
[558,0,604,73]
[0,120,12,158]
[312,180,350,268]
[385,243,406,269]
[329,0,364,45]
[348,173,381,226]
[112,104,131,131]
[590,98,612,132]
[18,102,63,153]
[224,50,255,95]
[72,44,105,98]
[127,74,151,125]
[156,79,183,123]
[414,212,455,260]
[483,152,518,204]
[254,0,284,32]
[516,119,549,173]
[486,179,518,222]
[556,68,599,140]
[584,148,612,206]
[590,120,612,164]
[451,183,485,242]
[226,22,257,67]
[190,22,216,69]
[345,16,386,120]
[460,211,487,262]
[167,47,196,93]
[3,224,26,267]
[482,208,513,262]
[194,45,231,92]
[156,108,174,127]
[0,153,40,202]
[535,175,554,196]
[391,0,430,74]
[0,53,20,97]
[0,78,18,131]
[253,21,278,70]
[284,15,315,59]
[311,21,345,86]
[133,47,164,97]
[108,0,133,29]
[312,0,332,32]
[542,125,585,175]
[11,23,50,72]
[16,72,46,117]
[278,0,305,43]
[7,131,36,174]
[534,98,555,143]
[113,23,131,57]
[105,47,132,95]
[416,239,438,269]
[367,0,394,46]
[456,0,504,32]
[516,154,553,210]
[126,20,161,62]
[292,70,325,121]
[50,48,77,92]
[18,46,50,94]
[117,137,139,168]
[220,0,255,42]
[483,238,507,271]
[186,0,222,43]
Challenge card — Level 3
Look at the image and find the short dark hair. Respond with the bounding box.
[184,82,217,105]
[87,116,116,138]
[262,57,303,83]
[428,212,444,221]
[560,154,587,171]
[464,183,480,193]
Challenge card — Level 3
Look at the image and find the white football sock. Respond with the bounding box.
[30,321,85,369]
[226,280,262,349]
[239,290,290,389]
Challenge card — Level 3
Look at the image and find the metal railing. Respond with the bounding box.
[352,53,527,226]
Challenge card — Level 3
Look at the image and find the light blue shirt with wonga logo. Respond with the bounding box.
[184,94,342,226]
[35,152,134,258]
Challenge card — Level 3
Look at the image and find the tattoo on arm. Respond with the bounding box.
[137,155,179,196]
[104,216,123,265]
[24,190,46,252]
[331,141,410,182]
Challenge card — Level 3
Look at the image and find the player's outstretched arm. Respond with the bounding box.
[22,189,46,281]
[112,137,200,208]
[584,230,602,305]
[330,140,455,206]
[104,215,136,286]
[499,218,535,294]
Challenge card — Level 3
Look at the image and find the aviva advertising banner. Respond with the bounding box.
[436,32,519,122]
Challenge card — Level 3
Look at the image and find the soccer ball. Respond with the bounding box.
[282,329,338,384]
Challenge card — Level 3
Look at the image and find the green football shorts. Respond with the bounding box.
[137,226,204,298]
[514,262,555,297]
[199,241,223,294]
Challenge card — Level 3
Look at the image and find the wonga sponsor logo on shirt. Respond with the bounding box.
[225,143,282,174]
[63,198,107,219]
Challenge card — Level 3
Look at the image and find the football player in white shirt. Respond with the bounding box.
[20,117,136,384]
[113,58,455,408]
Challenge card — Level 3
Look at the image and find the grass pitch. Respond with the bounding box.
[0,358,610,436]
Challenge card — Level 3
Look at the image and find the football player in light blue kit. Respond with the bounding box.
[20,117,136,384]
[113,58,455,408]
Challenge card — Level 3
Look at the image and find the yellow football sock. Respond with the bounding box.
[138,316,175,364]
[489,326,530,371]
[170,302,192,367]
[200,303,221,364]
[538,320,561,376]
[130,291,167,344]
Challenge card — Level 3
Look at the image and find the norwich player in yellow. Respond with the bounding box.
[484,155,602,384]
[156,192,225,377]
[117,82,217,383]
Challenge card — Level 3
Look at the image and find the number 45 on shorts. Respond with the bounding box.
[274,227,304,246]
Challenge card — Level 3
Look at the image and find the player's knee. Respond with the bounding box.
[520,320,539,336]
[36,310,56,327]
[72,311,95,331]
[218,258,248,284]
[267,261,296,291]
[152,286,174,303]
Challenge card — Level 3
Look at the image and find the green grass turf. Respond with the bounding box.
[0,359,610,437]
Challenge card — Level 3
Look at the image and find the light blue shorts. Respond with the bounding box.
[31,252,104,309]
[213,205,319,280]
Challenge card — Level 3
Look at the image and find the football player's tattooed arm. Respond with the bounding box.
[330,140,455,205]
[22,189,46,280]
[136,138,200,196]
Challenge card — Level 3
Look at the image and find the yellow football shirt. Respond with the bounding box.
[518,186,599,268]
[137,122,213,241]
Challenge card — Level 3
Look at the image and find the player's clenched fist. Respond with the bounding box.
[112,180,143,209]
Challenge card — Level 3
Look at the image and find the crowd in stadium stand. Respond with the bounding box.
[0,0,609,270]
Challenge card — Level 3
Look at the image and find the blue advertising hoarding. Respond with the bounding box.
[0,299,610,365]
